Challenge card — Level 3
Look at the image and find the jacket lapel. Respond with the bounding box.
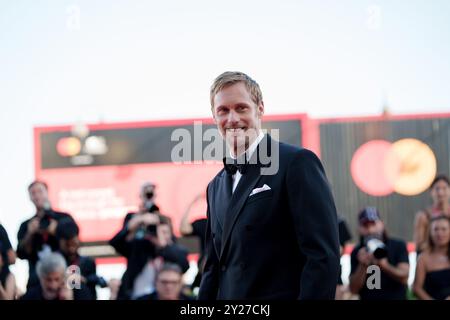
[219,135,273,260]
[214,171,232,231]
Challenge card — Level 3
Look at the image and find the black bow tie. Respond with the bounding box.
[223,157,248,175]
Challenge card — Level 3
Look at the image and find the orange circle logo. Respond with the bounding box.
[351,139,436,196]
[56,137,82,157]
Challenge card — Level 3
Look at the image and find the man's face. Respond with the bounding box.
[40,270,65,300]
[29,183,49,210]
[140,185,155,204]
[431,180,450,205]
[59,237,80,260]
[212,82,264,156]
[156,270,183,300]
[359,220,384,238]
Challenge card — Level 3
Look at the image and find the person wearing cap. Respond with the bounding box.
[349,207,410,300]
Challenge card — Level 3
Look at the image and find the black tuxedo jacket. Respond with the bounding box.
[198,135,340,300]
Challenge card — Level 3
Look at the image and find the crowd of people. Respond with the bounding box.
[0,174,449,300]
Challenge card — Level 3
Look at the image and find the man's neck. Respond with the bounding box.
[230,130,264,159]
[36,208,45,218]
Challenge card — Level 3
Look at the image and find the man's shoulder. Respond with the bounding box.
[276,143,324,173]
[276,139,318,160]
[79,255,96,267]
[18,217,34,231]
[51,211,73,223]
[207,168,226,189]
[135,292,158,300]
[386,237,407,249]
[53,210,71,217]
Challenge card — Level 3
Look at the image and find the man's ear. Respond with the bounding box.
[212,109,217,124]
[258,102,265,117]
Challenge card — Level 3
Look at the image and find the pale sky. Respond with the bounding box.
[1,0,450,247]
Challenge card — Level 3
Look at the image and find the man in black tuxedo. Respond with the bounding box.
[198,71,340,300]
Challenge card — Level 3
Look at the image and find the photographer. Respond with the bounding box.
[17,180,74,289]
[56,218,107,299]
[109,182,189,300]
[20,252,92,300]
[349,207,409,300]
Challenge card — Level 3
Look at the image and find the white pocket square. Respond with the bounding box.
[249,184,271,197]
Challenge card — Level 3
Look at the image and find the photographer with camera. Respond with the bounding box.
[109,182,189,300]
[17,180,74,289]
[349,207,410,300]
[56,218,108,299]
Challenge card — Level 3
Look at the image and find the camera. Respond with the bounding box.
[134,211,160,239]
[39,209,58,231]
[365,236,387,259]
[146,219,158,237]
[143,199,159,236]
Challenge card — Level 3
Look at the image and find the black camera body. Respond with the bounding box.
[39,210,58,231]
[365,236,388,259]
[143,200,160,236]
[146,223,157,237]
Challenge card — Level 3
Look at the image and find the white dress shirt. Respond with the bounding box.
[230,131,265,193]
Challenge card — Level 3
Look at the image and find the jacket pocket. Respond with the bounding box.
[245,189,273,205]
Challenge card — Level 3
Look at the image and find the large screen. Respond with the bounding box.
[34,115,305,258]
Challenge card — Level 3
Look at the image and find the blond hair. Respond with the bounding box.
[210,71,263,109]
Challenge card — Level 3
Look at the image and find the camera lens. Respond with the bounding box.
[366,238,387,259]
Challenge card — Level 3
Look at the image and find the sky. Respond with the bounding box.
[0,0,449,288]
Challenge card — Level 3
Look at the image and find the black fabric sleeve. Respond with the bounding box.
[109,213,134,257]
[350,247,359,275]
[198,184,220,300]
[0,224,12,252]
[338,219,352,246]
[395,240,410,265]
[286,149,340,299]
[16,220,31,260]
